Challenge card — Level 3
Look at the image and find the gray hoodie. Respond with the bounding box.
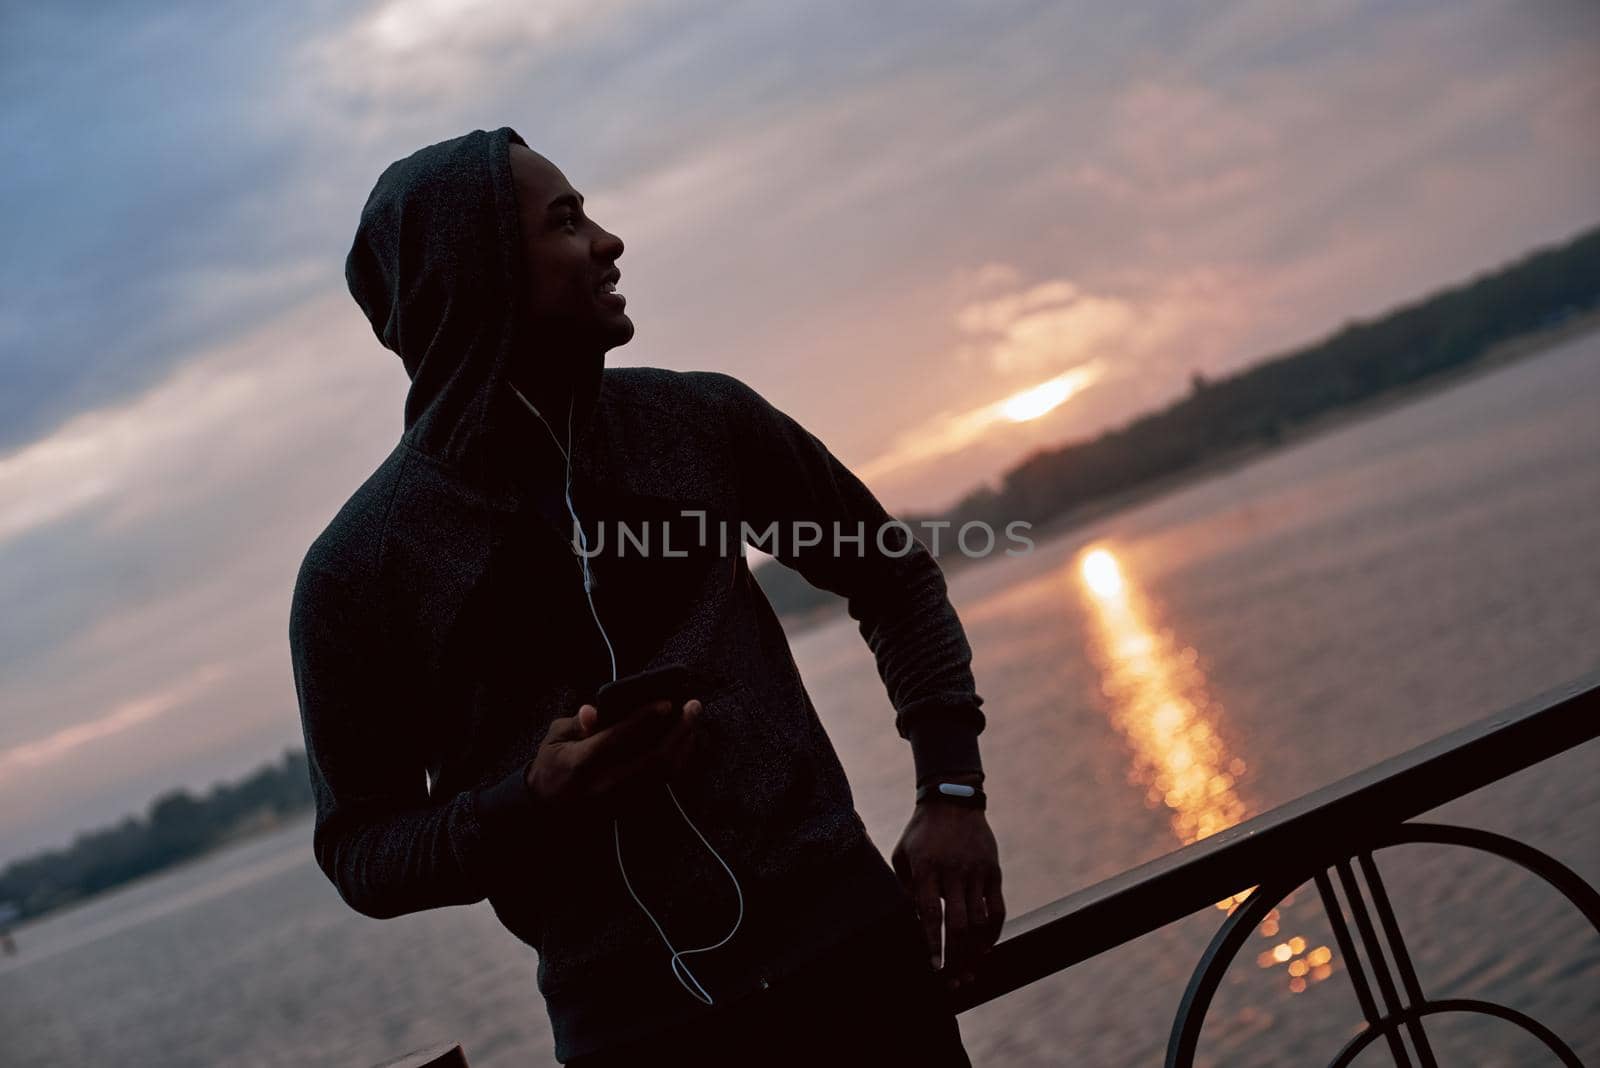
[290,125,986,1061]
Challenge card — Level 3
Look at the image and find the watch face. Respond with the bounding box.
[918,782,986,809]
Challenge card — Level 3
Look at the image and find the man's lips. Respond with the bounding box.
[597,267,625,308]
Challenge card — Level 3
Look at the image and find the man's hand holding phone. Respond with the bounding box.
[525,666,704,815]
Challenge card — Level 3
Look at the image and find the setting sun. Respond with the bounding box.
[999,366,1100,423]
[858,362,1103,485]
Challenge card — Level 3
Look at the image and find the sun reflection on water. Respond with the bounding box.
[1075,545,1334,991]
[1076,547,1248,844]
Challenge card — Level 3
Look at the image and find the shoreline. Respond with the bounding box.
[2,807,315,938]
[1017,307,1600,550]
[780,309,1600,634]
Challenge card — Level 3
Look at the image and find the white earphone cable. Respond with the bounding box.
[508,381,744,1005]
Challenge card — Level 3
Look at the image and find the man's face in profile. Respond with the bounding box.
[509,143,633,353]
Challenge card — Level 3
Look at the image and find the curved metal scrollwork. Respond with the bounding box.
[1165,821,1600,1068]
[1326,998,1585,1068]
[1164,875,1305,1068]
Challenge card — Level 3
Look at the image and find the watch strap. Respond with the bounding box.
[915,781,987,809]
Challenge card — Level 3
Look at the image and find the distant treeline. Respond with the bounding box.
[0,749,313,923]
[756,223,1600,620]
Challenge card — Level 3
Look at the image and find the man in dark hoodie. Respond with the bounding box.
[291,126,1003,1066]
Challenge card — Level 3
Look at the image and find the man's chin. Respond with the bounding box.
[601,314,635,350]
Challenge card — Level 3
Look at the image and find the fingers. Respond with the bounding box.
[940,867,972,978]
[575,699,675,764]
[985,864,1007,938]
[586,747,665,803]
[638,700,699,782]
[577,698,704,805]
[967,867,989,927]
[961,867,994,991]
[891,810,1006,994]
[544,713,589,744]
[958,867,994,989]
[967,867,992,949]
[662,700,703,777]
[576,704,600,736]
[916,876,944,972]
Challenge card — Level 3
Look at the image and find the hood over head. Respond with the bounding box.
[344,126,601,500]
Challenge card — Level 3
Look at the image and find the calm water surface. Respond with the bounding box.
[3,333,1597,1067]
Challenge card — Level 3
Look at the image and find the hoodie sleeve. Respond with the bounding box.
[289,555,540,919]
[717,374,986,787]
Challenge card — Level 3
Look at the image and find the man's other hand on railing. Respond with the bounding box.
[892,773,1006,995]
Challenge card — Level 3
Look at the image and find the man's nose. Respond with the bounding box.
[594,227,624,260]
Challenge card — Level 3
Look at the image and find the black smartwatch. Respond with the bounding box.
[915,781,987,810]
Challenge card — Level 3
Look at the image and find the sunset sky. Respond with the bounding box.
[2,0,1597,861]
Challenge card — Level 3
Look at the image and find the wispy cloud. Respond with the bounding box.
[956,280,1137,375]
[296,0,642,111]
[0,663,231,775]
[0,294,389,549]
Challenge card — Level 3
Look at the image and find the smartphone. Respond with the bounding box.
[591,663,698,730]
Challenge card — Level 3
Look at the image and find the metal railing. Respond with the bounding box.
[951,669,1600,1066]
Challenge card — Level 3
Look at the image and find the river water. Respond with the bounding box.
[3,332,1597,1067]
